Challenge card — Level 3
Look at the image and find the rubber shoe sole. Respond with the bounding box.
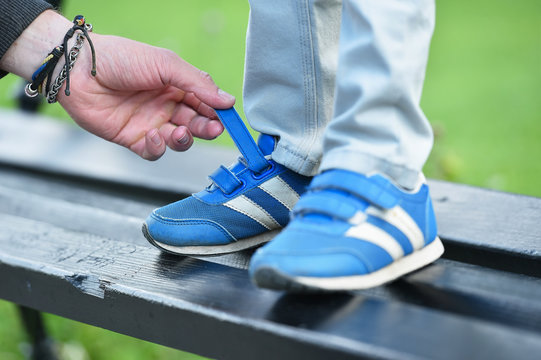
[142,223,279,256]
[252,237,444,292]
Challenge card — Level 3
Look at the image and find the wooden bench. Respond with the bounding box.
[1,110,540,360]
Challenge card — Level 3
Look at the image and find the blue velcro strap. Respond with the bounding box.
[310,170,400,209]
[293,192,360,220]
[215,108,269,174]
[209,165,242,194]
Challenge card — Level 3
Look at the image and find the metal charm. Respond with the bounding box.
[24,83,39,98]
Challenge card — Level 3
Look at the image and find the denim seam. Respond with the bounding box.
[274,142,320,175]
[297,0,318,160]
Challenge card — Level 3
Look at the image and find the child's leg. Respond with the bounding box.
[250,0,443,291]
[320,0,436,189]
[243,0,342,176]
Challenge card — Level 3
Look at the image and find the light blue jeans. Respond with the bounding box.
[243,0,435,189]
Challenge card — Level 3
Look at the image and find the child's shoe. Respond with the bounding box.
[143,108,312,255]
[249,169,444,291]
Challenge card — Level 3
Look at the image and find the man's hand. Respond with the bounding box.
[59,33,234,160]
[1,10,235,160]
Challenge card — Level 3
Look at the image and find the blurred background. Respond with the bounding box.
[0,0,539,359]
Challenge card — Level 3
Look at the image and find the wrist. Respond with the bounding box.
[55,28,100,105]
[0,10,73,81]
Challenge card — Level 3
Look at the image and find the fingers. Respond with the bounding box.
[159,123,194,152]
[141,128,166,161]
[133,125,194,161]
[181,92,219,120]
[171,103,224,140]
[159,50,236,110]
[187,117,224,140]
[203,120,224,139]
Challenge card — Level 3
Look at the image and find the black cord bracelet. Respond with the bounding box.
[62,15,97,96]
[25,15,97,101]
[25,46,64,98]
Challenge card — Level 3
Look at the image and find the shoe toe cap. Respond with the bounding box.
[145,211,234,246]
[249,247,370,278]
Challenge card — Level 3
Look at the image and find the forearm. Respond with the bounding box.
[0,9,73,81]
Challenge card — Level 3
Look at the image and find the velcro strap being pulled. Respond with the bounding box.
[310,170,400,209]
[209,165,242,194]
[215,108,269,174]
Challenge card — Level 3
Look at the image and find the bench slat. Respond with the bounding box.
[431,180,541,276]
[1,212,540,360]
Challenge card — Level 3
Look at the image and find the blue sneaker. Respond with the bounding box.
[143,107,312,255]
[249,169,444,291]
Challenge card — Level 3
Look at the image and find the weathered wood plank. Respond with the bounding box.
[363,259,541,333]
[0,166,252,269]
[2,158,540,277]
[0,109,238,194]
[1,213,540,360]
[431,180,541,276]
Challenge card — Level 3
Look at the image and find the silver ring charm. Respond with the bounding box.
[24,83,39,98]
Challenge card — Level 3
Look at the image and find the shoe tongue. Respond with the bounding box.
[257,134,276,156]
[230,158,248,173]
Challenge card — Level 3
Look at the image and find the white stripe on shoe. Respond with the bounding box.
[345,222,404,260]
[258,176,300,211]
[224,195,281,230]
[291,237,444,290]
[366,206,425,250]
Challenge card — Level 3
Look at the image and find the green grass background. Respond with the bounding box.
[0,0,540,359]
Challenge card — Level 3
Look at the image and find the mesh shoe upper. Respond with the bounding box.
[144,107,312,251]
